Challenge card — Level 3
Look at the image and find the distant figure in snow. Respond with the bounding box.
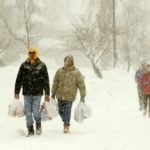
[14,47,50,136]
[139,64,150,116]
[51,55,86,133]
[135,61,147,111]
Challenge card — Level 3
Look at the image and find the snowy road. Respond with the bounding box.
[0,60,150,150]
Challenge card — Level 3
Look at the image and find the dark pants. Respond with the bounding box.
[58,100,73,124]
[137,85,144,109]
[143,95,150,113]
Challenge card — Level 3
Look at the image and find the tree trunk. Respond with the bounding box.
[112,0,117,68]
[0,59,5,66]
[91,60,103,79]
[127,55,131,72]
[27,33,30,48]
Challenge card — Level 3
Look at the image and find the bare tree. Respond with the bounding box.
[0,35,11,53]
[112,0,117,68]
[64,14,113,78]
[0,11,27,47]
[119,0,149,71]
[0,0,41,48]
[0,11,11,65]
[96,0,118,68]
[62,0,118,78]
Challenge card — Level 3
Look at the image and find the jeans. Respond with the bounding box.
[58,100,73,124]
[24,95,42,127]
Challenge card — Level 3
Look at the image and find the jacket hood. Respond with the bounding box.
[64,55,74,67]
[28,46,39,64]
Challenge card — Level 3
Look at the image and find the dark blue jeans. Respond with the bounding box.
[58,100,73,124]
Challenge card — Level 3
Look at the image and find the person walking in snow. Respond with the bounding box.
[51,55,86,133]
[135,62,147,110]
[14,47,50,136]
[139,64,150,116]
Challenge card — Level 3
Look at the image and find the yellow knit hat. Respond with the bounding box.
[28,47,39,64]
[28,46,39,59]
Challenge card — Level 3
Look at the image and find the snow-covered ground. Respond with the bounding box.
[0,57,150,150]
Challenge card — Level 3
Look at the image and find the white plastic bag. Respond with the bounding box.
[81,103,92,118]
[74,103,84,123]
[41,99,58,121]
[74,102,92,123]
[8,99,25,117]
[41,103,48,121]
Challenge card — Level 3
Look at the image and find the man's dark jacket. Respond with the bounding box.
[15,59,50,96]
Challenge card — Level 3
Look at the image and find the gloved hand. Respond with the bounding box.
[51,94,55,99]
[80,97,85,103]
[14,93,19,100]
[45,95,50,102]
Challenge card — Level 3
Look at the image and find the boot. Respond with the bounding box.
[64,123,70,134]
[27,126,34,136]
[36,122,42,135]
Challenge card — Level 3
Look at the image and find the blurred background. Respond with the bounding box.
[0,0,150,78]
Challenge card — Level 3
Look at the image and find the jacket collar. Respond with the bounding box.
[63,66,75,71]
[26,58,40,65]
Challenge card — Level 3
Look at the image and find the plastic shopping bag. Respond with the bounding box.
[8,99,25,117]
[41,103,49,121]
[74,102,92,123]
[74,103,84,123]
[41,99,58,121]
[81,103,92,118]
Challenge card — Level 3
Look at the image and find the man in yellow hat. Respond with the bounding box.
[14,47,50,136]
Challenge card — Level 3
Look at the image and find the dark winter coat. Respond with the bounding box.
[15,59,50,96]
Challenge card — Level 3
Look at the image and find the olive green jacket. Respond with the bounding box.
[51,66,86,101]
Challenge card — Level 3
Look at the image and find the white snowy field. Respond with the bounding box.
[0,57,150,150]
